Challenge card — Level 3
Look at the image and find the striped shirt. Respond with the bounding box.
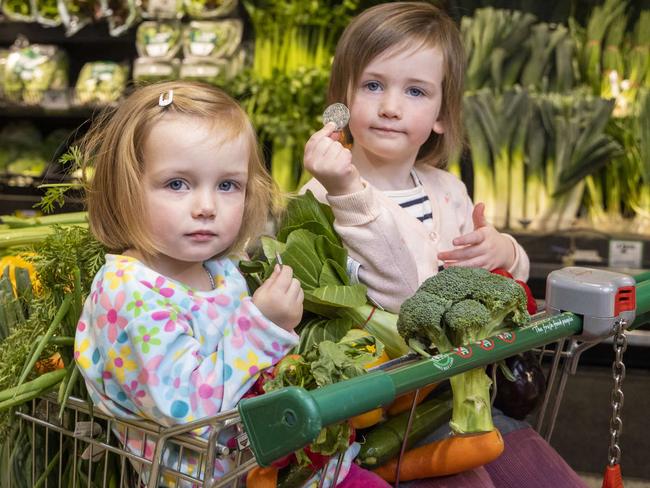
[346,170,436,284]
[383,170,433,230]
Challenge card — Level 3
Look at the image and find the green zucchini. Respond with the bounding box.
[277,463,314,488]
[357,390,452,468]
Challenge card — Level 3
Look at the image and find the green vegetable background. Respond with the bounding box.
[2,0,649,234]
[1,0,650,484]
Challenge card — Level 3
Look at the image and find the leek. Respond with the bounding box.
[463,94,495,221]
[524,99,547,225]
[467,89,529,229]
[530,94,621,231]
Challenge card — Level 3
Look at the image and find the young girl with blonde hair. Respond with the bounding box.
[74,81,303,484]
[303,3,588,487]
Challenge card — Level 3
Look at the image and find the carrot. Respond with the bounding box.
[350,339,390,429]
[246,465,279,488]
[386,383,439,416]
[35,352,65,374]
[372,428,504,482]
[350,407,384,429]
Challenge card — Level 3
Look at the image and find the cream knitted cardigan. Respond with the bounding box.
[300,163,530,313]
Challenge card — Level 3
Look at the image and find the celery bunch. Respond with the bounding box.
[241,0,360,192]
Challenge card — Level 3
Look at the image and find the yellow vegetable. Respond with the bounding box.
[0,254,38,296]
[349,329,390,429]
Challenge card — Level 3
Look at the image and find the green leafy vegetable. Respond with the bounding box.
[75,61,129,106]
[240,191,408,358]
[264,332,380,462]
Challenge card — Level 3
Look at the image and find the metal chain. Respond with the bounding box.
[607,319,628,466]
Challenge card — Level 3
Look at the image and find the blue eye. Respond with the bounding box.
[365,81,382,92]
[218,181,235,191]
[167,179,187,191]
[407,87,425,97]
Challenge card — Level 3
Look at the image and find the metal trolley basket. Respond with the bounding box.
[4,267,650,488]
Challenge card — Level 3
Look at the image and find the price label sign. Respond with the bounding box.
[41,90,70,110]
[609,240,643,269]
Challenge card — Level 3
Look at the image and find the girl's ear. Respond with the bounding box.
[432,119,445,135]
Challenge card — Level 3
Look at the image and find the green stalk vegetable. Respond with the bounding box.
[17,294,71,387]
[396,267,530,434]
[0,211,87,229]
[0,369,66,408]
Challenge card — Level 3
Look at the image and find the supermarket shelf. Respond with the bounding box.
[0,103,100,121]
[0,21,137,46]
[0,180,84,214]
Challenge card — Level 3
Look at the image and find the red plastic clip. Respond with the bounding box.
[602,464,624,488]
[614,286,635,316]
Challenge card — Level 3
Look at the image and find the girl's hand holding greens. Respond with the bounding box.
[252,264,304,331]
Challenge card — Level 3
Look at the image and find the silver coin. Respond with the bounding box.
[322,103,350,131]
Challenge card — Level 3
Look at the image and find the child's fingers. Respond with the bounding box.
[438,244,483,262]
[472,202,488,229]
[313,136,337,159]
[329,130,342,142]
[445,256,487,269]
[452,230,484,247]
[306,122,338,151]
[305,126,329,161]
[288,278,304,301]
[322,140,348,163]
[321,121,338,137]
[272,264,296,291]
[260,264,281,289]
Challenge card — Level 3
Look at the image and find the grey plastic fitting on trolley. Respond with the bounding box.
[546,267,637,341]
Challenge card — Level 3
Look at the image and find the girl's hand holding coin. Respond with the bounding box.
[304,104,363,197]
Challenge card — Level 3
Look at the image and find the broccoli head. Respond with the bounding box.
[396,267,532,435]
[397,292,453,356]
[419,266,491,302]
[470,272,529,328]
[443,299,491,346]
[397,266,530,353]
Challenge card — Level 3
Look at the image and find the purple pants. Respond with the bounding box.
[339,427,588,488]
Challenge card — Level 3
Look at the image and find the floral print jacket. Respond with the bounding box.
[74,254,298,484]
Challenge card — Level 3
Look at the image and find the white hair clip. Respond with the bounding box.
[159,90,173,107]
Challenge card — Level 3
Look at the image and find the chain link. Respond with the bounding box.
[608,319,627,466]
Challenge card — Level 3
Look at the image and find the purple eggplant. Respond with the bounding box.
[493,351,546,420]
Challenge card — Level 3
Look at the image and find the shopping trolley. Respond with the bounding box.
[3,267,649,488]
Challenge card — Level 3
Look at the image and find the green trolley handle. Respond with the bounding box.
[239,273,650,467]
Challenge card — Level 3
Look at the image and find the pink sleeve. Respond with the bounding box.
[325,183,421,313]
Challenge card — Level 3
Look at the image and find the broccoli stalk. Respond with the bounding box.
[396,267,531,435]
[444,299,498,433]
[449,368,494,433]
